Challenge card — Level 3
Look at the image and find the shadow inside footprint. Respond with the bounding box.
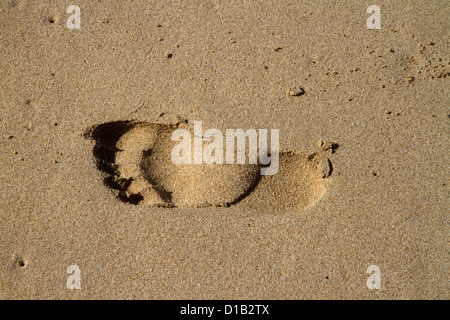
[84,121,336,211]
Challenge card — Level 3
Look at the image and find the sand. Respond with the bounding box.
[0,0,448,299]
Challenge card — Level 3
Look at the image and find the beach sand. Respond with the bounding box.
[0,0,448,299]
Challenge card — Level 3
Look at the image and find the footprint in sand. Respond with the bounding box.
[84,120,338,211]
